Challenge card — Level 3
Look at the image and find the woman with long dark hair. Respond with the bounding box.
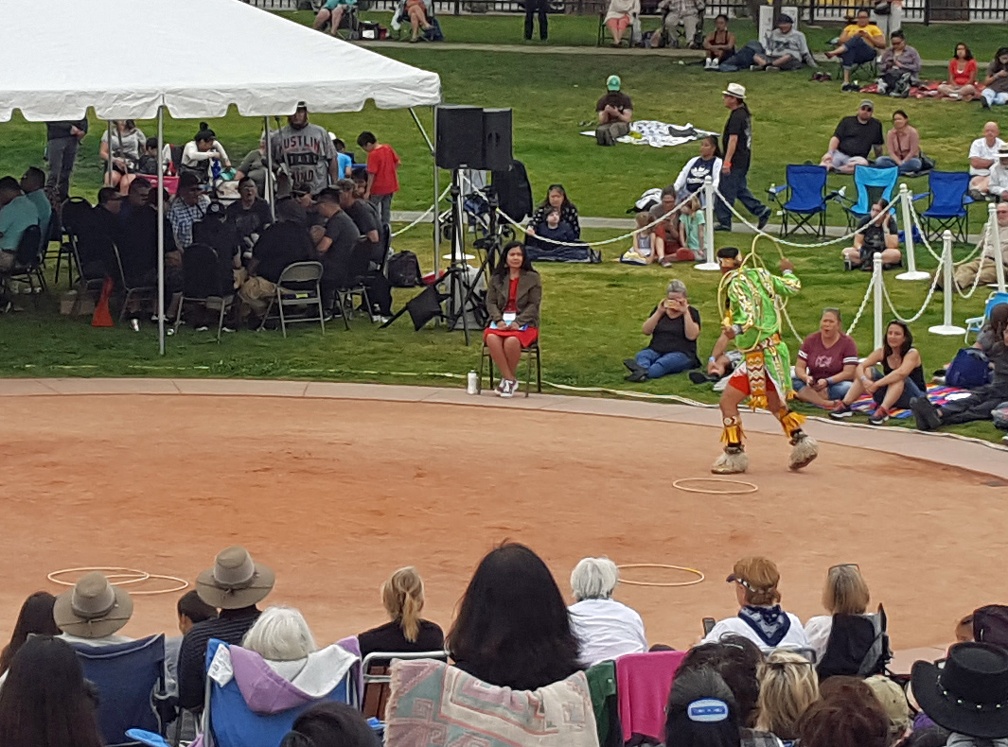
[483,242,542,398]
[830,320,924,425]
[448,542,580,691]
[526,184,581,247]
[982,47,1008,108]
[0,636,104,747]
[0,591,60,676]
[181,122,230,183]
[938,42,978,101]
[672,135,723,204]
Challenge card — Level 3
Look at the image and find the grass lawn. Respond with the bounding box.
[0,15,1003,444]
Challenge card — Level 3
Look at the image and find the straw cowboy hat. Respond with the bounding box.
[54,571,134,639]
[196,546,275,610]
[722,82,747,100]
[911,642,1008,739]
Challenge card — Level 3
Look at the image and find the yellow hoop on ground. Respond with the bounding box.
[48,566,189,596]
[617,563,705,588]
[672,477,759,495]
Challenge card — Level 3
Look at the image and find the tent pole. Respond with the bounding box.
[408,107,438,273]
[106,121,113,185]
[263,116,275,222]
[157,106,165,356]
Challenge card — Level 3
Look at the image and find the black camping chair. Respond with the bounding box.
[1,224,45,308]
[816,605,891,681]
[173,243,235,342]
[55,196,93,287]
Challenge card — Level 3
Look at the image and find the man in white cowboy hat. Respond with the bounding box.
[176,546,274,711]
[713,83,771,233]
[54,571,134,646]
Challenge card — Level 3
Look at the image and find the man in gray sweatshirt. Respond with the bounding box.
[752,15,813,71]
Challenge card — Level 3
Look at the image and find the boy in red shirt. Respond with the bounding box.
[357,130,400,226]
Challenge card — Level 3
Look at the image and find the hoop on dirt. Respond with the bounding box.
[617,563,706,588]
[48,566,189,596]
[672,477,759,495]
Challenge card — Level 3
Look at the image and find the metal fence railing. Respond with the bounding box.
[247,0,1004,23]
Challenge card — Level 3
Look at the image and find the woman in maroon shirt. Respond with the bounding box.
[484,242,542,398]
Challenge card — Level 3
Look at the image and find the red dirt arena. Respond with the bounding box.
[0,379,1006,664]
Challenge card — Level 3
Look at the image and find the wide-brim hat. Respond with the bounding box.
[196,546,275,610]
[722,83,746,100]
[911,642,1008,739]
[54,571,134,639]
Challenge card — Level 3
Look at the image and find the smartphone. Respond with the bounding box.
[702,617,716,636]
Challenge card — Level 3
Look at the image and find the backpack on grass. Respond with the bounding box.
[386,251,422,287]
[945,347,991,389]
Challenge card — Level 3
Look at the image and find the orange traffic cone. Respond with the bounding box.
[91,276,115,328]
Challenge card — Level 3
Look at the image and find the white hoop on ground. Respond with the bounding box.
[617,563,706,588]
[48,566,189,596]
[672,477,759,495]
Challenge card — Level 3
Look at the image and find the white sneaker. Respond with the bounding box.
[500,379,516,398]
[710,58,719,69]
[495,379,508,397]
[703,58,713,69]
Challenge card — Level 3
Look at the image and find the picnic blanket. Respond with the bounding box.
[857,80,986,100]
[580,120,716,148]
[850,382,973,419]
[384,659,599,747]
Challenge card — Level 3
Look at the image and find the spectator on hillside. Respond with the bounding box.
[938,202,1008,290]
[313,187,361,316]
[988,145,1008,200]
[751,14,813,71]
[875,110,922,175]
[701,557,810,651]
[830,320,925,425]
[0,176,40,272]
[100,119,147,195]
[45,118,88,200]
[792,308,858,409]
[603,0,639,47]
[703,14,736,68]
[527,184,581,247]
[484,242,542,397]
[447,542,580,691]
[567,557,647,666]
[54,572,134,647]
[715,84,771,232]
[337,179,381,259]
[624,280,702,381]
[357,131,400,226]
[664,668,742,747]
[135,137,165,177]
[982,47,1008,109]
[180,123,230,184]
[652,0,703,49]
[820,100,884,174]
[0,636,104,747]
[876,30,922,96]
[755,650,819,742]
[796,682,890,747]
[167,172,210,250]
[272,103,338,197]
[19,167,51,236]
[596,75,633,145]
[938,42,978,101]
[235,135,270,197]
[842,199,902,270]
[0,592,59,677]
[803,564,872,664]
[637,188,680,261]
[177,546,273,710]
[969,122,1005,197]
[676,196,705,261]
[313,0,353,36]
[358,567,445,661]
[281,702,380,747]
[405,0,435,42]
[672,135,722,204]
[824,8,887,92]
[225,177,272,252]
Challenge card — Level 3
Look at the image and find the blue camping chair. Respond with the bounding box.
[768,165,829,238]
[71,634,167,747]
[842,165,899,231]
[915,171,973,244]
[964,291,1008,343]
[201,639,355,747]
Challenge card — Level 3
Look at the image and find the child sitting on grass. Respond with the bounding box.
[675,196,705,262]
[622,212,664,265]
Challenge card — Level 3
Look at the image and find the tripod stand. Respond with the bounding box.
[445,169,498,345]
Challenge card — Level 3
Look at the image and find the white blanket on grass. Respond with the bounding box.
[580,120,717,148]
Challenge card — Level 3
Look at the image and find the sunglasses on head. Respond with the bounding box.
[829,563,860,573]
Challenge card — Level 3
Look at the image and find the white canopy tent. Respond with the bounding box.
[0,0,442,350]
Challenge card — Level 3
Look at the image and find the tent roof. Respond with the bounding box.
[0,0,441,122]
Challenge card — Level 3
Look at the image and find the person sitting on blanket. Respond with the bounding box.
[824,8,887,92]
[703,14,736,69]
[874,110,922,176]
[792,308,859,409]
[567,557,647,667]
[595,75,633,146]
[526,184,580,250]
[671,135,722,205]
[638,187,681,266]
[447,542,581,691]
[535,208,578,247]
[751,14,811,71]
[842,199,902,270]
[911,308,1008,432]
[820,100,884,175]
[938,42,979,102]
[981,47,1008,110]
[936,202,1008,291]
[677,195,705,261]
[829,320,925,426]
[484,241,542,399]
[876,30,922,96]
[623,279,701,382]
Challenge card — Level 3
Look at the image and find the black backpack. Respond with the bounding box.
[386,251,422,287]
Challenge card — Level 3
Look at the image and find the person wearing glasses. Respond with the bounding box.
[701,556,810,651]
[820,100,884,174]
[803,564,871,664]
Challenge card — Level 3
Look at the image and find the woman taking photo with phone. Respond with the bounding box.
[484,241,542,399]
[623,279,701,382]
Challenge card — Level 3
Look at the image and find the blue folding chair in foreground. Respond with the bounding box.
[918,170,973,244]
[768,165,829,238]
[842,165,898,231]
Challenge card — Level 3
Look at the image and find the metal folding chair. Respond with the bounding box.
[259,260,326,338]
[360,650,448,721]
[479,337,542,397]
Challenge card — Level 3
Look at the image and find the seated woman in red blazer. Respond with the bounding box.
[484,241,542,398]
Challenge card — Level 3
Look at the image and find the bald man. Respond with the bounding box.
[969,121,1005,197]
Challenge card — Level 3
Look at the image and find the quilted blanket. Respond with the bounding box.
[850,382,972,419]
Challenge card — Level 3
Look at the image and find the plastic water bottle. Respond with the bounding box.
[467,370,479,395]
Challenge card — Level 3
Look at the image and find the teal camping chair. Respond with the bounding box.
[843,165,899,231]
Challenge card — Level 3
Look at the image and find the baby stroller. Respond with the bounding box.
[390,0,443,41]
[438,170,512,243]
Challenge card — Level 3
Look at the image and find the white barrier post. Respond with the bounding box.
[991,201,1007,293]
[896,183,929,281]
[696,176,719,271]
[929,231,966,336]
[873,252,884,351]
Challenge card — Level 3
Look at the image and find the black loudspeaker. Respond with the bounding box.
[482,109,513,172]
[436,106,484,170]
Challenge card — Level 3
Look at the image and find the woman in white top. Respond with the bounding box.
[672,135,723,206]
[181,122,231,183]
[803,563,871,663]
[604,0,640,47]
[100,120,147,195]
[701,556,810,651]
[567,557,647,667]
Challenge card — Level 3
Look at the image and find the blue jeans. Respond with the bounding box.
[714,167,768,229]
[635,349,695,379]
[870,368,925,409]
[792,378,852,400]
[982,89,1008,107]
[875,156,922,174]
[840,36,878,69]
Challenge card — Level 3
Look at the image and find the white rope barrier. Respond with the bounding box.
[844,271,875,338]
[881,260,943,325]
[390,185,451,238]
[895,183,931,282]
